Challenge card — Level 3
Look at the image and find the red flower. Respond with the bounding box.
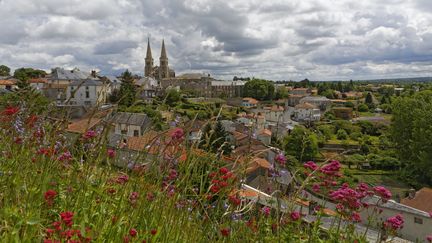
[44,189,57,206]
[290,211,301,221]
[45,228,55,237]
[123,236,130,243]
[219,167,229,175]
[426,235,432,243]
[83,130,97,139]
[220,227,230,237]
[60,211,74,227]
[351,212,362,222]
[2,106,19,116]
[218,181,228,188]
[146,192,155,202]
[171,128,184,141]
[228,195,241,206]
[210,185,220,193]
[116,174,129,184]
[107,148,116,158]
[129,228,138,237]
[52,221,62,231]
[150,229,157,235]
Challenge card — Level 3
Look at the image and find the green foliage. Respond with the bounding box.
[118,70,137,107]
[321,89,336,99]
[243,79,275,100]
[392,90,432,185]
[317,124,335,141]
[336,129,348,140]
[343,154,365,169]
[357,104,369,112]
[109,89,121,103]
[0,89,51,114]
[199,121,232,155]
[13,67,46,81]
[275,86,289,99]
[283,126,318,161]
[0,64,10,76]
[165,89,181,106]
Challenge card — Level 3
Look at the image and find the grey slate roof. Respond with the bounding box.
[111,112,151,127]
[51,67,89,80]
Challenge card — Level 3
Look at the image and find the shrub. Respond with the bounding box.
[336,129,348,140]
[358,104,369,112]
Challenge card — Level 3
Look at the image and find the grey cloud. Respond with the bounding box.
[94,40,139,55]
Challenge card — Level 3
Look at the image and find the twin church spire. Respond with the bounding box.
[145,38,170,80]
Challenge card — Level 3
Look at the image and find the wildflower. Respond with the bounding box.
[60,211,74,227]
[228,195,241,206]
[123,236,130,243]
[58,151,72,162]
[146,192,155,202]
[107,148,116,158]
[275,153,286,166]
[52,221,62,231]
[290,211,301,221]
[312,184,321,193]
[218,181,228,188]
[220,227,230,237]
[219,167,229,175]
[61,229,74,239]
[427,235,432,243]
[262,206,271,216]
[83,130,97,139]
[304,161,318,171]
[45,228,55,237]
[351,212,362,222]
[210,185,220,193]
[44,189,57,206]
[150,229,157,235]
[320,160,341,177]
[2,106,19,116]
[208,172,217,178]
[429,211,432,218]
[373,186,392,202]
[168,169,178,180]
[221,172,233,180]
[129,192,139,205]
[385,214,404,230]
[116,174,129,184]
[171,128,184,141]
[129,228,137,237]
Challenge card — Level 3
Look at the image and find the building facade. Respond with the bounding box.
[145,38,175,80]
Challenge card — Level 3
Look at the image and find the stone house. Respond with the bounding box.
[111,112,152,137]
[293,103,321,122]
[65,79,108,107]
[299,96,331,111]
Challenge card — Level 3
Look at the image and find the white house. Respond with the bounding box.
[293,102,321,122]
[136,76,160,103]
[242,97,259,108]
[29,78,48,92]
[66,80,108,107]
[111,112,152,137]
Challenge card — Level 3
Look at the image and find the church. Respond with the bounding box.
[144,38,175,80]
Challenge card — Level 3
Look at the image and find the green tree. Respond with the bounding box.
[118,70,136,107]
[243,79,275,100]
[336,129,348,140]
[357,104,369,112]
[365,92,374,108]
[392,90,432,185]
[165,89,181,106]
[283,126,318,162]
[199,121,232,155]
[0,65,10,76]
[13,68,47,90]
[275,86,289,99]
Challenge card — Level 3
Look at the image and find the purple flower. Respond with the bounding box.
[290,211,301,221]
[275,153,286,166]
[261,206,271,216]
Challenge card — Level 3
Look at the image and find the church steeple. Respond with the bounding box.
[159,39,169,79]
[144,37,154,77]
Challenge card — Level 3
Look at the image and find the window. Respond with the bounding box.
[414,217,423,224]
[70,87,75,98]
[86,91,90,98]
[133,130,139,137]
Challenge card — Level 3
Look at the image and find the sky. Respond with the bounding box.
[0,0,432,81]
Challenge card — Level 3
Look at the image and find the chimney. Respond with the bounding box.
[91,70,97,78]
[408,188,416,199]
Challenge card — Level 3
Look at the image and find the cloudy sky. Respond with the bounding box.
[1,0,432,80]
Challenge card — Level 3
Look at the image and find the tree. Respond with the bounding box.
[336,129,348,140]
[199,121,232,155]
[13,68,47,90]
[275,86,289,99]
[165,89,181,106]
[365,92,374,107]
[0,65,10,76]
[243,79,275,100]
[283,126,318,162]
[358,104,369,112]
[392,91,432,185]
[118,70,136,107]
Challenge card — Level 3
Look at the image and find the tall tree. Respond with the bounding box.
[243,79,275,100]
[0,65,10,76]
[392,90,432,186]
[365,92,373,105]
[199,121,232,155]
[118,70,136,107]
[283,126,318,162]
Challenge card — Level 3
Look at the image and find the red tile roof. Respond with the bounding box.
[0,80,16,85]
[66,118,101,134]
[400,187,432,213]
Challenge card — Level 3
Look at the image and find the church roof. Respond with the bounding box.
[146,38,153,59]
[160,39,167,59]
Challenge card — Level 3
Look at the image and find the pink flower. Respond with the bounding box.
[44,190,57,206]
[129,192,139,205]
[351,212,361,222]
[385,214,404,230]
[262,206,271,216]
[150,229,157,235]
[304,161,318,171]
[171,128,184,141]
[320,160,341,177]
[312,184,321,192]
[116,174,129,184]
[107,148,116,158]
[426,235,432,243]
[373,186,392,202]
[129,228,137,237]
[83,130,97,139]
[290,211,301,221]
[275,153,286,166]
[429,211,432,218]
[60,211,74,227]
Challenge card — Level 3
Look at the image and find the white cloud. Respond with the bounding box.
[0,0,431,80]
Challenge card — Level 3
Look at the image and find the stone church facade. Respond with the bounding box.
[144,38,175,80]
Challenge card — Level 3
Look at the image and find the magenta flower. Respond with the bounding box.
[312,183,321,192]
[275,153,286,166]
[107,148,116,158]
[320,160,341,177]
[373,186,392,202]
[171,128,184,141]
[304,161,318,171]
[261,206,271,216]
[83,130,97,139]
[385,214,404,230]
[129,192,139,205]
[290,211,301,221]
[129,228,137,237]
[429,211,432,218]
[426,235,432,243]
[351,212,361,222]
